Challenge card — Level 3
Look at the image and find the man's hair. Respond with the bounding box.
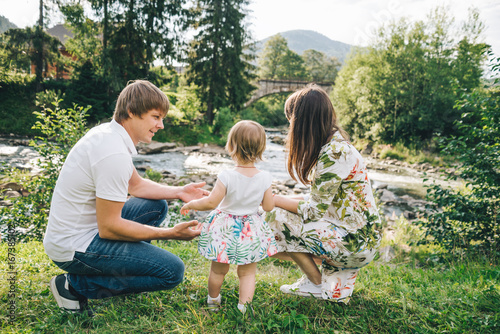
[113,80,169,123]
[285,84,349,185]
[226,120,267,164]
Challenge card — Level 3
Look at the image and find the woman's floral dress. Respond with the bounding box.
[266,131,381,303]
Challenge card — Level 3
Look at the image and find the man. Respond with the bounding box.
[43,80,208,313]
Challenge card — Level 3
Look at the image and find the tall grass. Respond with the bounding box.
[1,215,499,333]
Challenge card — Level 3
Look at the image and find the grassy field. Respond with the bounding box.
[1,218,499,333]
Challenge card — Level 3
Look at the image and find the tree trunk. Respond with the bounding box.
[35,0,44,92]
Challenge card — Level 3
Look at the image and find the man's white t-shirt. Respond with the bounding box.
[43,120,136,262]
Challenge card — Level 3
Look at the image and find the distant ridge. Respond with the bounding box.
[0,15,17,34]
[255,29,353,63]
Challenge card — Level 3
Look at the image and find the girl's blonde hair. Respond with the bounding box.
[226,120,266,164]
[285,85,349,185]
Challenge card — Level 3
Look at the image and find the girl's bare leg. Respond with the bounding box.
[208,262,230,298]
[237,262,257,304]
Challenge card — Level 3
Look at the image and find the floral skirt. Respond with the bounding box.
[266,208,381,302]
[198,210,278,265]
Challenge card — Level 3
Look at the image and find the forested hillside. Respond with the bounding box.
[0,15,17,33]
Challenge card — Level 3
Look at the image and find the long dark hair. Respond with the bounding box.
[285,85,349,185]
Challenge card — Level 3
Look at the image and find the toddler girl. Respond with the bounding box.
[181,120,277,313]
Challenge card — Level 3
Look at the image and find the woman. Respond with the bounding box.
[267,85,381,303]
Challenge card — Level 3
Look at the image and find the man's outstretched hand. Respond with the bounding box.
[167,220,202,240]
[178,182,210,203]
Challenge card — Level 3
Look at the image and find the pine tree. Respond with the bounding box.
[186,0,256,125]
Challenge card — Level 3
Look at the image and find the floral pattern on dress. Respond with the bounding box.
[198,210,278,265]
[266,132,382,302]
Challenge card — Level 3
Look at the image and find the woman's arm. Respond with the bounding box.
[274,194,300,213]
[180,179,226,214]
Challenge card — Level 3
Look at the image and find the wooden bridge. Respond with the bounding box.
[245,79,334,107]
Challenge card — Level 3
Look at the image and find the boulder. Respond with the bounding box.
[0,182,24,192]
[4,190,21,198]
[379,189,397,204]
[270,136,285,145]
[361,143,373,155]
[137,141,177,155]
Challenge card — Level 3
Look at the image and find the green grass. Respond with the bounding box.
[1,220,499,333]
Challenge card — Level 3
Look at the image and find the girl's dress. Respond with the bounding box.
[266,131,382,303]
[198,169,278,265]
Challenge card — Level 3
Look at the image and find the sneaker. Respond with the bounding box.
[49,274,89,314]
[280,276,322,298]
[207,294,221,312]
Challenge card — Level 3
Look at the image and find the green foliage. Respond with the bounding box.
[332,7,489,146]
[144,169,163,183]
[0,73,38,135]
[302,49,340,82]
[172,83,202,122]
[0,93,89,241]
[148,66,180,91]
[2,26,61,77]
[420,61,500,256]
[186,0,256,124]
[66,60,111,124]
[239,93,288,126]
[258,34,307,80]
[1,238,499,333]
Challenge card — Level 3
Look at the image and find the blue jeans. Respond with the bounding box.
[53,197,184,299]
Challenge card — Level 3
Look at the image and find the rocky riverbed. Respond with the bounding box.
[0,133,458,226]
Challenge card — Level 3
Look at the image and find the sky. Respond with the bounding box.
[1,0,499,57]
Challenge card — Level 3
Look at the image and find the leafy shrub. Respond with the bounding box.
[239,94,288,127]
[144,169,163,183]
[420,61,500,256]
[0,92,90,241]
[212,107,234,137]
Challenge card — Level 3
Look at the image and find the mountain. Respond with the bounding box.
[0,15,17,34]
[255,30,353,63]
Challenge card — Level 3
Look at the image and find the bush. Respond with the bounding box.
[0,92,90,241]
[144,169,163,183]
[420,61,500,256]
[0,73,37,135]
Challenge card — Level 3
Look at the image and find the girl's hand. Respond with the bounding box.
[180,203,191,215]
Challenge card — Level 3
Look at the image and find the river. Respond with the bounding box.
[0,135,443,218]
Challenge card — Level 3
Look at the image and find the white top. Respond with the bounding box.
[217,169,273,215]
[43,120,137,262]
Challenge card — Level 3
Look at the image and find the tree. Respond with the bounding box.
[186,0,255,125]
[420,56,500,256]
[302,49,340,82]
[258,34,306,80]
[83,0,188,89]
[3,27,61,77]
[332,6,489,146]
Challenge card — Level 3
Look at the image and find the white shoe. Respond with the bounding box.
[207,294,221,312]
[280,276,322,298]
